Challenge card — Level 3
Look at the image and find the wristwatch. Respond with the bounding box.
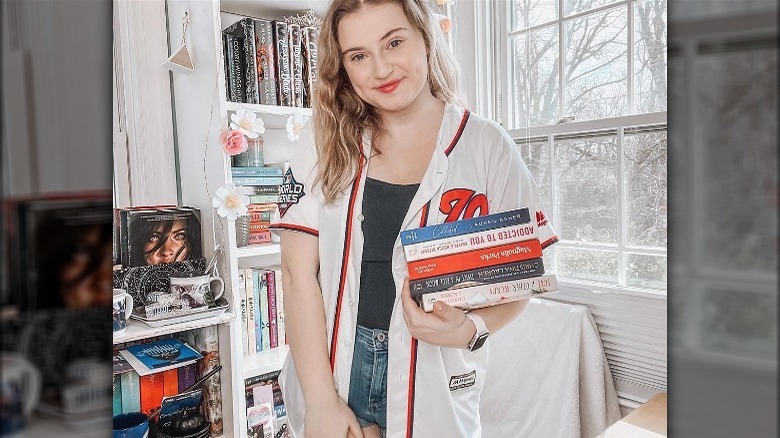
[465,313,490,351]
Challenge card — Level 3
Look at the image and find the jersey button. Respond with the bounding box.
[345,340,352,347]
[348,299,355,308]
[357,213,365,221]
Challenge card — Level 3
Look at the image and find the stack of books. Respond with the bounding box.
[239,266,286,356]
[232,166,283,244]
[245,370,289,438]
[223,16,319,108]
[401,207,558,312]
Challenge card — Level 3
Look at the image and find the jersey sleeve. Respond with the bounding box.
[484,121,559,250]
[269,124,321,237]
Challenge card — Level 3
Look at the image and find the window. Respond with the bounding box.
[500,0,668,291]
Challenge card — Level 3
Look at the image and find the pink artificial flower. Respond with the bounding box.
[220,129,248,156]
[440,18,452,33]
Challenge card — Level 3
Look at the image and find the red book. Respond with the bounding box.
[139,373,165,415]
[163,369,179,397]
[407,239,542,280]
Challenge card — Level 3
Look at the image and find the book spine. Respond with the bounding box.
[120,370,141,414]
[244,369,281,387]
[266,270,278,349]
[409,258,544,295]
[245,268,257,354]
[113,374,123,415]
[258,271,271,351]
[420,274,559,312]
[245,185,281,195]
[233,176,285,186]
[249,223,270,233]
[139,372,165,415]
[252,269,264,352]
[231,166,284,177]
[273,21,292,106]
[177,363,197,393]
[253,18,278,105]
[248,211,272,222]
[240,18,260,104]
[247,203,278,212]
[223,35,231,101]
[407,239,542,280]
[192,326,224,437]
[274,267,286,345]
[248,232,272,244]
[288,23,303,107]
[404,222,538,262]
[163,369,179,397]
[302,26,319,108]
[225,34,246,103]
[248,195,279,204]
[400,208,532,245]
[238,270,249,357]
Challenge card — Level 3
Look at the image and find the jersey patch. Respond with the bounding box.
[278,168,306,217]
[449,370,476,392]
[440,188,489,223]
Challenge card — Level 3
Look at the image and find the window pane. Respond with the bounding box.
[557,247,618,284]
[626,253,666,289]
[564,7,628,120]
[633,0,667,113]
[513,26,559,128]
[697,47,778,273]
[517,140,552,207]
[702,288,777,357]
[555,136,618,244]
[512,0,558,31]
[565,0,621,17]
[625,131,667,248]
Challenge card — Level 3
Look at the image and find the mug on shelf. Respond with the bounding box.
[169,271,224,309]
[0,353,42,435]
[113,412,149,438]
[113,288,134,336]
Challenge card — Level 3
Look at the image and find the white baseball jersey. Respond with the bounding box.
[270,103,558,438]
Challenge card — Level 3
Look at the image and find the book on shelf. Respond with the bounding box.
[120,370,141,414]
[119,206,202,268]
[157,389,203,432]
[249,231,272,245]
[245,370,287,438]
[120,338,203,376]
[233,175,285,186]
[113,351,134,376]
[231,166,284,177]
[163,368,179,397]
[245,269,257,356]
[252,269,264,353]
[247,383,275,438]
[178,326,224,436]
[245,185,281,196]
[273,21,293,106]
[253,18,278,105]
[177,363,198,394]
[224,18,259,104]
[113,374,122,414]
[139,372,165,415]
[301,26,319,108]
[288,23,304,108]
[266,270,279,349]
[256,270,272,351]
[224,33,246,103]
[248,194,280,204]
[238,270,249,358]
[274,267,286,346]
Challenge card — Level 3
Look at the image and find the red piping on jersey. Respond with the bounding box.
[406,201,430,437]
[541,235,559,249]
[444,109,471,156]
[330,153,365,371]
[268,223,319,237]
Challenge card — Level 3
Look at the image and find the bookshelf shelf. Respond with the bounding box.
[225,103,313,129]
[243,345,289,379]
[113,312,235,345]
[236,242,281,258]
[221,0,329,18]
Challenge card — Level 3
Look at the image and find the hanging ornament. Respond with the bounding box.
[162,9,195,74]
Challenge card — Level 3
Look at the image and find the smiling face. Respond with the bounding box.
[337,2,432,114]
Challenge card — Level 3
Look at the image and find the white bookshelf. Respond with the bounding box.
[112,312,235,345]
[166,0,317,436]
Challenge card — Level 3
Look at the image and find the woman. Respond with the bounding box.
[270,1,558,437]
[128,216,202,266]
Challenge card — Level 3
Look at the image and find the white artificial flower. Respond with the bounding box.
[230,109,265,139]
[286,112,307,142]
[212,183,249,220]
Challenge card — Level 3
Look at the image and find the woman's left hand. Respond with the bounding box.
[400,277,476,348]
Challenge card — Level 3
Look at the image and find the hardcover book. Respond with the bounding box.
[231,166,284,177]
[139,372,165,415]
[301,26,319,108]
[120,371,141,413]
[418,274,559,312]
[273,21,293,106]
[120,338,203,376]
[224,18,259,104]
[287,23,304,107]
[266,270,279,349]
[409,258,545,296]
[253,18,278,105]
[245,268,257,354]
[403,222,538,262]
[400,207,531,245]
[121,207,202,267]
[224,33,246,103]
[157,389,203,432]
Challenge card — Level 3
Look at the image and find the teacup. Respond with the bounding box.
[169,271,224,309]
[0,353,42,435]
[113,412,149,438]
[113,288,134,336]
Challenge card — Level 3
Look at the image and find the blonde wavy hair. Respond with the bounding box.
[313,0,468,203]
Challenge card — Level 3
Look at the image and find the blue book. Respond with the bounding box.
[253,270,264,352]
[121,338,203,375]
[232,176,285,186]
[400,208,531,245]
[113,374,123,415]
[231,166,284,177]
[120,371,141,413]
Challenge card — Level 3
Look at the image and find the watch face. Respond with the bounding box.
[471,333,489,351]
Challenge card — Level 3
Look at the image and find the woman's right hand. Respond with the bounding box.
[304,395,364,438]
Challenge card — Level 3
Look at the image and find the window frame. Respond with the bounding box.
[492,0,668,295]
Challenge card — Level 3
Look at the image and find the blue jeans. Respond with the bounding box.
[348,325,389,433]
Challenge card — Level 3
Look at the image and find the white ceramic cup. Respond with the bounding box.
[0,353,42,433]
[113,288,134,336]
[169,272,224,309]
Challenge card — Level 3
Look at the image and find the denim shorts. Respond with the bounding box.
[348,324,389,432]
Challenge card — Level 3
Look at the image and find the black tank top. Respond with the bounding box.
[357,177,420,330]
